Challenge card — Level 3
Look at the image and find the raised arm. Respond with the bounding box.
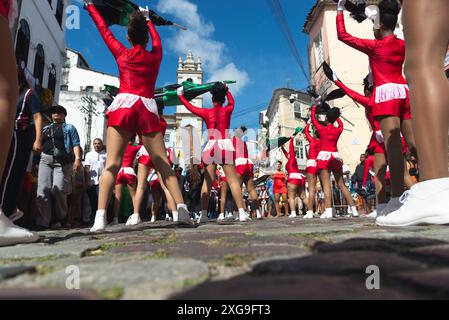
[86,4,126,58]
[336,12,376,56]
[288,137,296,161]
[177,93,207,119]
[336,116,344,133]
[304,123,313,142]
[335,80,370,107]
[226,90,235,112]
[311,106,323,130]
[147,20,162,61]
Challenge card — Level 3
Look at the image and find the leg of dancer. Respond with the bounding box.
[244,176,262,219]
[199,164,217,223]
[222,164,251,222]
[218,179,227,221]
[0,8,39,246]
[112,184,124,225]
[132,163,150,223]
[319,169,333,219]
[334,171,358,217]
[287,183,299,218]
[274,192,282,218]
[377,0,449,226]
[305,172,317,219]
[157,171,177,222]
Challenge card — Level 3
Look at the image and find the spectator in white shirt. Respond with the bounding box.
[84,138,106,222]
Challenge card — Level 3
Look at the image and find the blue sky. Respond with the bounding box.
[67,0,316,129]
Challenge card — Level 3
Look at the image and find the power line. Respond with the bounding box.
[266,0,310,83]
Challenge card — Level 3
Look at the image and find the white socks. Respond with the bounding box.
[90,209,107,232]
[126,213,142,226]
[172,211,179,222]
[0,211,39,247]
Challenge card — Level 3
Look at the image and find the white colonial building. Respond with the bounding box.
[59,49,119,153]
[13,0,71,102]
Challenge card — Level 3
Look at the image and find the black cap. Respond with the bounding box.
[49,105,67,116]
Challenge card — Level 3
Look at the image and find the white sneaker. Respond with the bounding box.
[304,211,314,219]
[367,210,377,219]
[176,205,193,226]
[377,178,449,227]
[90,211,107,232]
[150,215,156,223]
[217,213,225,221]
[350,206,359,217]
[9,209,24,223]
[320,208,333,219]
[0,211,39,247]
[239,211,252,222]
[126,213,142,226]
[379,197,403,217]
[288,213,297,219]
[165,214,171,221]
[256,212,263,220]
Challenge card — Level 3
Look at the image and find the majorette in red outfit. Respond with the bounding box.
[136,118,173,168]
[0,0,17,29]
[304,123,321,176]
[232,135,254,178]
[86,4,163,135]
[281,137,306,186]
[178,91,235,165]
[311,106,344,173]
[336,12,411,120]
[362,154,375,189]
[116,142,141,186]
[335,79,408,155]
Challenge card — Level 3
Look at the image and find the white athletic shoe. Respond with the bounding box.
[177,205,193,226]
[239,211,252,222]
[196,213,208,224]
[165,214,172,222]
[126,213,142,226]
[320,208,333,219]
[90,211,107,232]
[376,178,449,227]
[150,215,156,223]
[379,197,403,217]
[217,213,225,221]
[0,211,39,247]
[303,211,314,219]
[288,213,297,219]
[350,206,359,217]
[367,210,377,219]
[256,211,263,220]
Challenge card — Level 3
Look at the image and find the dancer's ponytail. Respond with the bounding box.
[128,11,149,46]
[326,107,341,124]
[378,0,401,30]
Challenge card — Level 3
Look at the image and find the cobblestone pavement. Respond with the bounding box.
[1,217,449,299]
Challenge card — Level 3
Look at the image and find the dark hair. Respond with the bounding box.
[17,66,29,94]
[210,82,228,104]
[363,75,373,93]
[326,107,341,124]
[378,0,401,30]
[240,125,247,133]
[128,12,149,46]
[366,148,375,156]
[277,160,282,165]
[316,102,331,115]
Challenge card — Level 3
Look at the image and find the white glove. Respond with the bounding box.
[337,0,346,11]
[331,70,339,82]
[177,86,184,96]
[139,6,150,20]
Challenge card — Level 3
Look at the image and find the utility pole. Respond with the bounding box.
[81,95,98,153]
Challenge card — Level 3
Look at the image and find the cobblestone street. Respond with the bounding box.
[1,217,449,299]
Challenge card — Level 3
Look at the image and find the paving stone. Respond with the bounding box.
[252,251,428,275]
[0,288,99,300]
[391,269,449,298]
[0,266,36,280]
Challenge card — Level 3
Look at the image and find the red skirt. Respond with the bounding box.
[138,155,154,168]
[287,172,306,186]
[235,158,254,178]
[116,167,137,186]
[107,96,162,136]
[372,83,411,120]
[317,152,343,173]
[306,159,319,175]
[202,139,235,165]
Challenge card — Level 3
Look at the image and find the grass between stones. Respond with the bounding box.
[151,232,177,245]
[0,255,72,266]
[98,285,125,300]
[146,249,169,259]
[223,254,257,267]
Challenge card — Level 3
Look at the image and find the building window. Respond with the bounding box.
[313,30,324,70]
[15,20,30,66]
[55,0,64,27]
[48,64,57,97]
[33,44,45,87]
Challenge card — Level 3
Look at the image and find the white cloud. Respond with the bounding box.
[156,0,249,95]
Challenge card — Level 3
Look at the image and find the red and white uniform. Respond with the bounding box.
[337,12,411,120]
[282,137,305,186]
[137,118,170,168]
[232,136,254,178]
[304,123,321,175]
[0,0,17,29]
[362,155,375,189]
[116,143,140,185]
[148,170,161,191]
[311,106,344,173]
[87,4,163,135]
[178,92,235,165]
[336,80,408,155]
